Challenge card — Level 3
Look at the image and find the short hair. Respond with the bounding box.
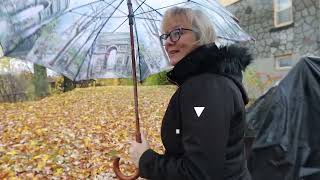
[161,7,216,46]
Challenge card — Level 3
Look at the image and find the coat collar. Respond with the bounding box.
[167,43,253,104]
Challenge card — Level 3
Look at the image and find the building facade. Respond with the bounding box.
[220,0,319,78]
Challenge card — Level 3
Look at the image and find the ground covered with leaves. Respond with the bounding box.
[0,85,176,179]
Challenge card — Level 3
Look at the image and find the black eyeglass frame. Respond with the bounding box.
[159,27,193,46]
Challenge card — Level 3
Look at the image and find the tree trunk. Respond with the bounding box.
[63,76,75,92]
[33,64,49,98]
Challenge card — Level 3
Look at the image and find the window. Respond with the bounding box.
[218,0,239,6]
[274,0,293,27]
[275,54,293,70]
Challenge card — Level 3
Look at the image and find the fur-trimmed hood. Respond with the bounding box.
[167,43,253,104]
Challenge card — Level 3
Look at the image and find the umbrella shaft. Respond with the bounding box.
[127,0,141,143]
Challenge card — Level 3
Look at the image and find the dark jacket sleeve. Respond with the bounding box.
[139,74,237,180]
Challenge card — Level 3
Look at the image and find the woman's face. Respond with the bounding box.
[163,16,199,66]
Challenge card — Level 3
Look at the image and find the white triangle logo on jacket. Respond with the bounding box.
[194,107,205,117]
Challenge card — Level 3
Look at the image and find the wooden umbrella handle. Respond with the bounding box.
[113,132,141,180]
[113,157,140,180]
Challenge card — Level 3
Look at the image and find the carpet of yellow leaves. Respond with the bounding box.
[0,85,176,179]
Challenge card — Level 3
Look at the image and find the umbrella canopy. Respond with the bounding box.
[0,0,252,81]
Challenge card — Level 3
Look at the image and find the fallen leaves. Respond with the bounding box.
[0,85,176,179]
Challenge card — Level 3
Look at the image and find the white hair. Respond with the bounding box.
[161,7,216,46]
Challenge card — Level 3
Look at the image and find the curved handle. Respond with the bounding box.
[113,132,141,180]
[113,157,140,180]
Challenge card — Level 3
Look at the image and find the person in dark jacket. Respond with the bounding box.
[129,7,252,180]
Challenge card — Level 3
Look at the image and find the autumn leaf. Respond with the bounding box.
[0,85,176,179]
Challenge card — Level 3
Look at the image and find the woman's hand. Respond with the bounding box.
[129,131,150,167]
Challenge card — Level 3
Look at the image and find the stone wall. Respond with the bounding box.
[226,0,319,75]
[293,0,319,57]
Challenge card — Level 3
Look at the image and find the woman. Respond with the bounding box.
[129,7,252,180]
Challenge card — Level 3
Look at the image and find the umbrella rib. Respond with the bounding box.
[65,0,106,14]
[73,21,99,80]
[84,19,103,79]
[135,1,170,65]
[73,0,124,80]
[135,17,161,21]
[49,0,112,24]
[62,3,114,36]
[101,0,127,15]
[69,0,128,19]
[111,17,129,33]
[1,0,112,56]
[134,1,189,16]
[49,0,118,67]
[133,0,162,17]
[112,0,188,32]
[133,0,147,14]
[191,0,239,23]
[64,20,105,71]
[47,0,108,23]
[189,0,242,40]
[74,0,126,80]
[111,0,147,33]
[89,4,96,13]
[69,11,127,19]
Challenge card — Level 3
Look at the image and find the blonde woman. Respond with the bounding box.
[129,7,252,180]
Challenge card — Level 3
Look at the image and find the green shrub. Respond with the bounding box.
[243,67,280,100]
[95,78,133,86]
[0,72,33,102]
[142,71,170,85]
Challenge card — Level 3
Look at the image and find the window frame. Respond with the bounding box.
[275,54,293,70]
[273,0,293,27]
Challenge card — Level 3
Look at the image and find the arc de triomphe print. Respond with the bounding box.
[103,45,118,70]
[90,32,132,78]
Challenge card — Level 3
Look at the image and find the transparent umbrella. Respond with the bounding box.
[0,0,253,179]
[0,0,252,81]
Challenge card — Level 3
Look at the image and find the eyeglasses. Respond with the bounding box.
[159,27,193,46]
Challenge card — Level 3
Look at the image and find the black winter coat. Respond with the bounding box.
[139,44,253,180]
